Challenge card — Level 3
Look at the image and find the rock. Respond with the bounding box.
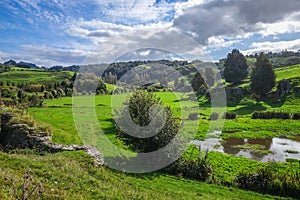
[188,113,199,120]
[46,144,104,167]
[277,79,291,97]
[0,112,104,167]
[85,146,105,167]
[1,112,14,123]
[0,124,31,149]
[225,87,248,101]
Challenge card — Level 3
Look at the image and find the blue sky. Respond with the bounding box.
[1,0,300,66]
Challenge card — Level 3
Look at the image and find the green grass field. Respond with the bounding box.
[28,91,300,144]
[27,92,300,192]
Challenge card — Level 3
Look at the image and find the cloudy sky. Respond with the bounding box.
[1,0,300,66]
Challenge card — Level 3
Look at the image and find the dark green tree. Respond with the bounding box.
[28,93,43,107]
[96,78,107,95]
[191,72,206,92]
[223,49,249,83]
[250,53,276,97]
[17,90,27,103]
[116,91,181,153]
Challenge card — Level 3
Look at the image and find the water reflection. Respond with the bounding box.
[191,134,300,162]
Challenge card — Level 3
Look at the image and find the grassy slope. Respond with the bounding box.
[275,64,300,81]
[0,67,74,85]
[0,151,287,200]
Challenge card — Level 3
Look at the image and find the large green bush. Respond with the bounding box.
[116,90,181,153]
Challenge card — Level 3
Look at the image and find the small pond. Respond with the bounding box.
[191,132,300,162]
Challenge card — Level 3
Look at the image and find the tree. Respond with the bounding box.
[28,93,43,107]
[250,53,276,97]
[191,71,206,92]
[17,90,27,104]
[223,49,249,83]
[116,90,181,153]
[96,78,107,95]
[204,68,215,88]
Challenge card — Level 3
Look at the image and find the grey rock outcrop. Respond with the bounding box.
[0,112,104,167]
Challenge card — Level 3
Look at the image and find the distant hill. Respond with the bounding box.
[4,60,39,69]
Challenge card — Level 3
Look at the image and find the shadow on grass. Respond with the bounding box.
[99,118,117,135]
[232,103,267,115]
[263,95,287,109]
[96,103,107,107]
[104,155,167,179]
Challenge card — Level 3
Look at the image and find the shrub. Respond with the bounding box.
[166,149,212,181]
[252,111,291,119]
[210,112,219,120]
[236,167,273,193]
[236,167,300,198]
[292,113,300,120]
[222,112,237,119]
[116,90,181,153]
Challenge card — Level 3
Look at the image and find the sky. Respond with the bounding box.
[0,0,300,66]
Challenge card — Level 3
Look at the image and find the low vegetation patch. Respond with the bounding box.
[284,150,299,154]
[236,167,300,199]
[166,149,212,182]
[222,112,237,119]
[233,144,273,155]
[252,111,291,119]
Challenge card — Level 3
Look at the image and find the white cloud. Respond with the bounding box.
[77,22,210,63]
[0,45,88,66]
[93,0,176,24]
[207,36,241,50]
[173,0,300,44]
[139,50,151,57]
[2,0,300,66]
[257,20,300,36]
[174,0,211,18]
[242,39,300,55]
